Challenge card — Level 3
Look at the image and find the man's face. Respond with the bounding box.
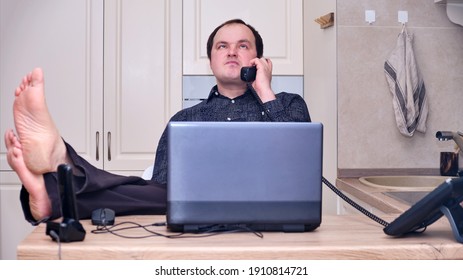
[209,23,257,85]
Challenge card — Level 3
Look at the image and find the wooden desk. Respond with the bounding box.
[17,215,463,260]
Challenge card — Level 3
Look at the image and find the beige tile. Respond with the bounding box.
[337,0,463,170]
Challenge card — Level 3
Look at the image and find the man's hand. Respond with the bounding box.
[250,57,276,103]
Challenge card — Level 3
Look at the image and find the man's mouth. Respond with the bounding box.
[225,60,240,66]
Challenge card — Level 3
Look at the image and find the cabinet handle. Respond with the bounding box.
[96,131,100,161]
[107,131,112,161]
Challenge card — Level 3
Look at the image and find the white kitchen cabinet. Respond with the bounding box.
[0,0,104,260]
[0,0,104,171]
[101,0,182,172]
[183,0,303,75]
[0,0,182,173]
[0,172,34,260]
[0,0,182,259]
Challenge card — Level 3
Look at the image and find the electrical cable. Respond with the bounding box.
[48,230,62,260]
[91,177,392,240]
[91,221,263,239]
[91,81,392,240]
[246,79,391,228]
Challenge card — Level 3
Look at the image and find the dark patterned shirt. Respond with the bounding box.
[151,85,311,184]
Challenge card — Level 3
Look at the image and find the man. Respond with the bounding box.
[4,19,311,225]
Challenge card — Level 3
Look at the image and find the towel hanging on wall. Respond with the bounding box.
[384,26,428,137]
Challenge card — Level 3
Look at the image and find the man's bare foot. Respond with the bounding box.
[4,129,52,221]
[13,68,68,174]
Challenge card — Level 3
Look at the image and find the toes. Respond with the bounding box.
[4,130,21,150]
[22,75,29,86]
[4,130,12,149]
[15,68,44,96]
[11,133,21,148]
[4,129,14,148]
[11,146,22,158]
[30,68,43,86]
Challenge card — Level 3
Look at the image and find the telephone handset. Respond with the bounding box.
[45,164,86,242]
[240,66,257,83]
[239,65,274,122]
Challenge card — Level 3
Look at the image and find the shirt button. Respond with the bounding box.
[231,100,235,104]
[261,111,265,116]
[215,92,219,96]
[227,117,231,121]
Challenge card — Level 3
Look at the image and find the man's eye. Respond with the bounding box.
[218,44,226,49]
[239,44,249,49]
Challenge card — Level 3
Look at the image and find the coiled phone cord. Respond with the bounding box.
[322,176,390,227]
[248,81,390,228]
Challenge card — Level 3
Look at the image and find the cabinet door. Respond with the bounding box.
[0,173,34,259]
[0,0,104,170]
[183,0,303,75]
[102,0,182,172]
[0,0,103,259]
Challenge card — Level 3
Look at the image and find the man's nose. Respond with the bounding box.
[227,45,237,56]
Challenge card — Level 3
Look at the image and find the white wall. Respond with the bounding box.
[304,0,338,214]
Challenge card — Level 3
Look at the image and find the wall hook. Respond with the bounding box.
[398,10,408,24]
[365,10,375,24]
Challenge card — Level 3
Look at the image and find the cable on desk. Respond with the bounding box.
[48,230,62,260]
[91,221,263,239]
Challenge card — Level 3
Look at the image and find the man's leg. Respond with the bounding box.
[61,141,167,219]
[13,137,168,223]
[6,68,166,223]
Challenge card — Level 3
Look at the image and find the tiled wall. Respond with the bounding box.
[337,0,463,174]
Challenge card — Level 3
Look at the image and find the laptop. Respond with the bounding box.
[166,121,323,233]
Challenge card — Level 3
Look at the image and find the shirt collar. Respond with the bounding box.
[206,85,220,102]
[206,85,252,103]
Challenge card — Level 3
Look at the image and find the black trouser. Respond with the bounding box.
[21,141,166,223]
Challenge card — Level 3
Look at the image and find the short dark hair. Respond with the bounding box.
[206,19,264,60]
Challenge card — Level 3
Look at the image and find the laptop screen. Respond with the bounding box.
[167,122,323,233]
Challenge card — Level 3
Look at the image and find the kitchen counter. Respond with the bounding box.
[335,178,424,215]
